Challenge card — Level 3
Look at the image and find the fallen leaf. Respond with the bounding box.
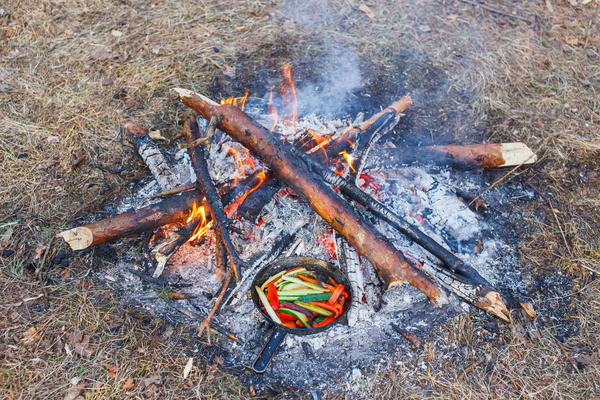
[148,130,168,141]
[235,26,246,31]
[537,119,545,128]
[68,329,92,358]
[124,99,141,110]
[474,238,483,253]
[1,227,14,247]
[70,149,86,168]
[34,245,47,260]
[520,302,537,318]
[358,4,375,19]
[122,377,134,391]
[565,37,579,45]
[20,327,40,345]
[111,29,123,38]
[47,135,60,143]
[223,64,236,79]
[91,48,119,60]
[142,374,161,387]
[183,357,193,378]
[105,364,117,379]
[0,83,13,92]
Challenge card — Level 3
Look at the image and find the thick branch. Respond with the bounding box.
[57,190,202,250]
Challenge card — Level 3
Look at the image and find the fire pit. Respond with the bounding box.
[56,65,537,390]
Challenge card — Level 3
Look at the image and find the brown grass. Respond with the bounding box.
[1,0,599,398]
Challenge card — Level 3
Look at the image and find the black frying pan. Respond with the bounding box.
[251,256,353,373]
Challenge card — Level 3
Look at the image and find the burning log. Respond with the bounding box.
[300,153,509,320]
[184,114,245,280]
[125,121,181,190]
[149,209,206,278]
[171,88,445,303]
[57,190,202,250]
[379,143,537,169]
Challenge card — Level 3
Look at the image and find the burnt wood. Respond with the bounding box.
[184,114,245,280]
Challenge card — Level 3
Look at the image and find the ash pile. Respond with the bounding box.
[58,66,538,390]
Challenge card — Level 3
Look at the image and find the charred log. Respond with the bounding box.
[125,121,181,190]
[172,88,444,303]
[184,114,246,281]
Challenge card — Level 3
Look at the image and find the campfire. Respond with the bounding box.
[56,66,537,384]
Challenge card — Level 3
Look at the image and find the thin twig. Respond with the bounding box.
[468,160,532,207]
[148,184,196,200]
[549,203,572,257]
[198,267,233,343]
[37,236,54,308]
[128,267,192,288]
[457,0,532,22]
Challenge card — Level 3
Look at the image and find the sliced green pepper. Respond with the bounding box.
[281,276,327,292]
[296,293,332,302]
[277,307,311,328]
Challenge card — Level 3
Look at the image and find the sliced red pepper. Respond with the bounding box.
[266,282,279,310]
[328,284,345,305]
[308,301,340,318]
[334,295,345,315]
[298,275,319,284]
[313,316,337,328]
[285,266,303,274]
[280,320,297,328]
[328,276,338,286]
[277,311,296,322]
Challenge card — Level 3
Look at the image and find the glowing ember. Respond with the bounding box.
[224,169,268,217]
[339,150,356,173]
[280,64,297,129]
[186,202,213,242]
[316,233,337,260]
[267,89,278,133]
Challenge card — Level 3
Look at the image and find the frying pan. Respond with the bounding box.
[251,256,353,373]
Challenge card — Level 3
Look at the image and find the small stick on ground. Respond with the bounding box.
[128,268,192,288]
[391,323,421,348]
[184,114,245,281]
[458,0,532,23]
[148,184,196,200]
[468,160,532,207]
[457,359,483,382]
[198,267,233,343]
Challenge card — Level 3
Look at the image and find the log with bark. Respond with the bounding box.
[57,190,202,250]
[171,88,445,304]
[125,121,181,190]
[378,143,537,169]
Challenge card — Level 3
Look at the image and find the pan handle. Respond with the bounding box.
[253,328,287,373]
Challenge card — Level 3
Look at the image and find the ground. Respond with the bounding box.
[1,0,599,398]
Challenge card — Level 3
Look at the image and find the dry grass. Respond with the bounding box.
[1,0,599,398]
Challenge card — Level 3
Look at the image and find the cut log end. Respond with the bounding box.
[475,290,510,322]
[499,143,537,167]
[171,88,219,106]
[57,227,94,250]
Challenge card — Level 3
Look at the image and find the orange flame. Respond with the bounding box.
[224,170,267,216]
[267,89,278,133]
[222,144,247,185]
[220,90,249,111]
[281,64,297,129]
[186,202,214,242]
[307,129,330,159]
[339,150,356,173]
